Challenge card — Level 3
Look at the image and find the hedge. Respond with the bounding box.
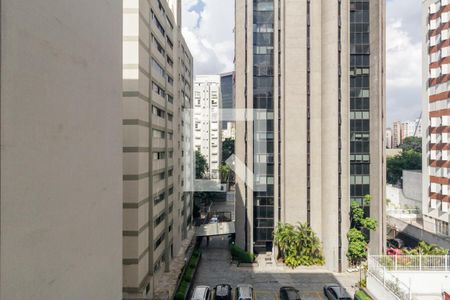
[355,290,373,300]
[230,244,255,263]
[174,249,202,300]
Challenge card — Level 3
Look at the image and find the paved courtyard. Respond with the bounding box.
[192,237,360,300]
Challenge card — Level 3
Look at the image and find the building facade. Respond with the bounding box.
[422,0,450,238]
[235,0,385,272]
[193,75,222,180]
[0,1,123,299]
[122,0,194,297]
[221,72,236,140]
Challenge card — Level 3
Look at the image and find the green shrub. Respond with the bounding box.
[355,290,372,300]
[175,248,202,300]
[175,280,190,300]
[230,244,255,263]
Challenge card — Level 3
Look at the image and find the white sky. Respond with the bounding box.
[182,0,423,126]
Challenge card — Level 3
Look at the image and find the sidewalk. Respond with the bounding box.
[154,230,196,300]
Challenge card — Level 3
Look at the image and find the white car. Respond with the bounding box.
[210,216,219,224]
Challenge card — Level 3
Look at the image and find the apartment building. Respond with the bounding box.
[221,72,236,140]
[401,119,422,142]
[422,0,450,238]
[235,0,385,272]
[122,0,194,297]
[393,120,403,147]
[0,1,123,299]
[193,75,222,180]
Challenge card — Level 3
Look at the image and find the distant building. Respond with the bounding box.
[386,128,393,148]
[193,75,222,180]
[401,119,422,142]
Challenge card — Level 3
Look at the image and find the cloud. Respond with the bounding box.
[386,0,423,126]
[182,0,234,76]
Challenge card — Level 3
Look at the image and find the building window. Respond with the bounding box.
[152,11,165,36]
[152,129,165,139]
[154,233,165,250]
[154,193,165,205]
[153,151,166,160]
[152,106,165,118]
[152,82,166,98]
[436,219,449,236]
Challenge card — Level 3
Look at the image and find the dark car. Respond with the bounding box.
[386,238,404,249]
[213,284,232,300]
[280,286,302,300]
[323,284,352,300]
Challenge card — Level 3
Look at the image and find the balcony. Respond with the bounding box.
[367,255,450,300]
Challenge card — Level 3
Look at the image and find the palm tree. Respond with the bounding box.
[274,222,324,267]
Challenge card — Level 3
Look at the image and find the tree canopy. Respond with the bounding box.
[347,195,378,266]
[195,151,208,179]
[387,149,421,184]
[399,136,422,153]
[221,138,235,163]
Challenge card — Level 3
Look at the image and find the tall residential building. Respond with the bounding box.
[422,0,450,238]
[193,75,222,180]
[393,120,403,147]
[386,128,393,149]
[122,0,194,297]
[235,0,385,272]
[0,1,123,299]
[221,72,236,140]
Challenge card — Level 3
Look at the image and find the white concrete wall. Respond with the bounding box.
[0,1,123,299]
[386,185,421,209]
[403,170,422,202]
[392,271,450,295]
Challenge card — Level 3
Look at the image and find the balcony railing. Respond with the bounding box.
[368,255,450,300]
[370,255,450,272]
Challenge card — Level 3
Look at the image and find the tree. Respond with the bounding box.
[273,222,325,268]
[402,241,448,255]
[221,138,235,163]
[195,151,208,179]
[387,150,421,184]
[219,163,232,184]
[400,137,422,153]
[347,195,378,266]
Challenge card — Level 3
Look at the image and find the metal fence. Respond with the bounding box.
[368,256,412,300]
[370,255,450,272]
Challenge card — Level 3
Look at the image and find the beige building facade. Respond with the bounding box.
[122,0,193,298]
[0,1,123,299]
[235,0,385,272]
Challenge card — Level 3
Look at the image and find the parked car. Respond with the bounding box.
[214,284,232,300]
[323,284,352,300]
[191,286,211,300]
[280,286,302,300]
[236,284,254,300]
[386,238,404,249]
[210,216,219,224]
[386,247,402,256]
